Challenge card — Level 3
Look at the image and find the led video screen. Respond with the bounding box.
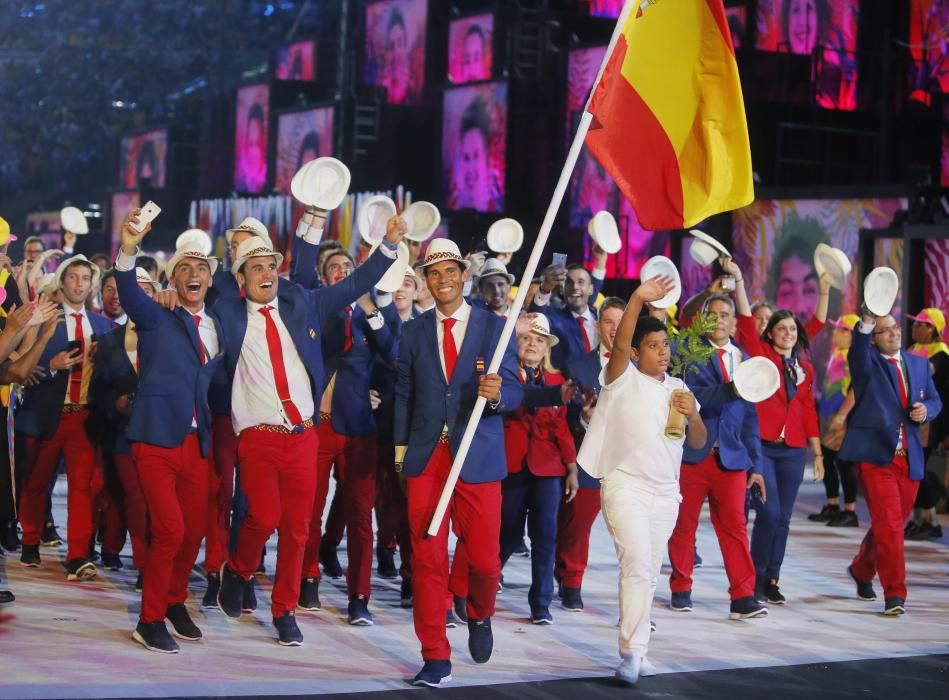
[586,0,622,19]
[726,5,747,50]
[120,128,168,189]
[448,13,493,84]
[442,81,507,213]
[274,107,334,194]
[909,1,949,100]
[275,39,317,81]
[111,190,140,257]
[364,0,428,105]
[234,84,270,194]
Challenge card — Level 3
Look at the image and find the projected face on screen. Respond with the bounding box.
[274,107,334,193]
[276,40,317,81]
[111,191,140,256]
[234,84,270,194]
[365,0,427,105]
[121,129,167,189]
[442,82,506,212]
[449,14,493,84]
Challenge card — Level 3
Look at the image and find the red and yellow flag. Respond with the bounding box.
[585,0,753,230]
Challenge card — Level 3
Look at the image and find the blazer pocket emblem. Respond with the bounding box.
[309,329,317,340]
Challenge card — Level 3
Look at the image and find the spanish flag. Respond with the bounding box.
[585,0,753,230]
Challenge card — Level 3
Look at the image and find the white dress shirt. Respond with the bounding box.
[435,301,471,382]
[61,303,94,404]
[881,349,907,449]
[709,339,743,381]
[572,307,600,350]
[232,298,314,434]
[111,313,128,326]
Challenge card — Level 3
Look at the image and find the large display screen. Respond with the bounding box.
[442,81,507,213]
[585,0,623,19]
[233,84,270,194]
[364,0,428,105]
[909,1,949,100]
[274,107,335,194]
[110,191,140,257]
[120,128,168,189]
[448,13,493,84]
[275,39,317,81]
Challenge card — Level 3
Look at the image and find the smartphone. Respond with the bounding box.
[552,252,568,269]
[721,276,736,291]
[66,339,82,355]
[130,200,161,233]
[469,237,487,255]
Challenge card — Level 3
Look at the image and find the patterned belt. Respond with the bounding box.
[247,418,315,435]
[62,405,86,414]
[319,411,332,422]
[894,449,907,457]
[438,432,450,445]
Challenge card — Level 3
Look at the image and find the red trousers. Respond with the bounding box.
[668,455,755,600]
[322,469,345,551]
[206,415,237,573]
[114,453,149,570]
[376,442,412,582]
[228,427,318,616]
[555,486,601,588]
[851,457,919,600]
[133,435,209,623]
[407,443,501,661]
[21,411,101,560]
[301,422,377,599]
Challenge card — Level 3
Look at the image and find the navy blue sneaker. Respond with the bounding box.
[531,607,553,625]
[273,612,304,646]
[298,577,321,611]
[561,586,584,611]
[445,610,457,629]
[242,578,258,613]
[883,597,905,616]
[201,572,220,609]
[348,596,374,626]
[166,603,202,641]
[848,565,876,601]
[320,547,343,579]
[670,591,692,612]
[729,596,768,620]
[512,538,530,557]
[453,594,468,623]
[217,563,245,619]
[400,579,413,608]
[693,550,703,568]
[133,621,179,654]
[412,660,452,687]
[100,551,123,571]
[467,617,493,663]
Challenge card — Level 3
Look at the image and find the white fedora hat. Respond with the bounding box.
[55,254,100,289]
[176,228,213,257]
[402,265,420,290]
[357,195,398,245]
[587,211,621,254]
[165,244,219,280]
[290,157,351,210]
[732,356,781,403]
[225,216,270,246]
[863,266,899,317]
[135,266,161,292]
[60,206,88,235]
[814,243,851,291]
[373,241,410,293]
[689,238,720,267]
[402,201,441,242]
[640,255,681,309]
[487,218,524,253]
[477,257,515,285]
[688,228,731,259]
[232,237,284,277]
[522,312,559,346]
[417,238,471,271]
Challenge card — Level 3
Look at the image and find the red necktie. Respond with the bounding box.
[576,316,591,353]
[718,348,730,382]
[69,313,84,403]
[888,357,908,446]
[260,306,304,426]
[343,306,353,353]
[442,317,458,382]
[603,351,611,359]
[193,314,207,366]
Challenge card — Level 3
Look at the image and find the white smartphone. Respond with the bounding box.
[130,201,161,233]
[552,252,568,268]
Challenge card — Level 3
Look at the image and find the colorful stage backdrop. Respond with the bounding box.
[364,0,428,105]
[275,39,317,81]
[924,238,949,323]
[909,0,949,101]
[111,191,140,257]
[448,14,493,84]
[274,107,334,194]
[120,128,168,189]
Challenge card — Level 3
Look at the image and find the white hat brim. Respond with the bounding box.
[233,250,285,278]
[60,207,89,235]
[487,218,524,253]
[733,357,781,403]
[587,211,621,254]
[372,241,410,293]
[640,255,681,309]
[864,267,899,317]
[358,196,398,245]
[814,243,851,291]
[165,252,219,280]
[688,229,731,259]
[403,201,441,242]
[291,157,351,210]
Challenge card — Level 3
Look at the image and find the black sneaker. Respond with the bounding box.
[348,596,374,626]
[903,520,919,536]
[133,621,179,654]
[561,586,584,611]
[445,609,457,629]
[670,591,693,612]
[320,547,343,579]
[453,594,468,623]
[0,589,14,604]
[412,660,452,687]
[166,603,202,641]
[467,617,493,663]
[400,579,413,608]
[273,612,304,646]
[40,522,62,547]
[376,545,398,579]
[135,572,143,592]
[847,565,876,601]
[243,578,258,613]
[201,572,220,609]
[531,607,553,625]
[728,596,768,619]
[19,544,40,568]
[512,538,530,558]
[808,504,840,522]
[754,581,766,604]
[65,558,97,582]
[827,511,859,527]
[1,520,20,552]
[298,577,321,611]
[256,547,266,576]
[907,523,934,540]
[764,580,786,605]
[100,551,123,571]
[693,550,703,568]
[217,564,245,619]
[883,597,905,616]
[930,524,944,539]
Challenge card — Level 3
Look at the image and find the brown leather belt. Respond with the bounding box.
[438,432,450,445]
[319,411,332,422]
[62,405,86,414]
[246,418,315,435]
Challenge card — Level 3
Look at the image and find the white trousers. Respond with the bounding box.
[601,470,680,658]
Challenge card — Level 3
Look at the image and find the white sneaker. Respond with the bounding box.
[640,656,658,677]
[615,656,642,685]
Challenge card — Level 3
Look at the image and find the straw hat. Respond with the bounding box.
[60,206,89,234]
[520,313,559,346]
[478,257,515,285]
[55,254,101,290]
[863,267,899,317]
[135,266,161,292]
[232,237,284,277]
[416,239,471,271]
[225,216,270,246]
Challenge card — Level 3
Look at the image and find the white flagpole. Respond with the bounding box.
[426,0,637,535]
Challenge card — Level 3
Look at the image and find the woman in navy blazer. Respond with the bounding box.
[500,313,578,625]
[727,259,823,606]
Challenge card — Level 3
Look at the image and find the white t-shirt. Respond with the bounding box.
[576,362,697,496]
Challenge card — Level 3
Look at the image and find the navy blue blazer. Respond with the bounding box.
[115,267,225,457]
[371,305,416,444]
[839,327,942,480]
[530,303,598,370]
[89,324,138,455]
[394,305,524,483]
[213,247,395,427]
[680,342,762,473]
[16,307,113,439]
[563,349,604,488]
